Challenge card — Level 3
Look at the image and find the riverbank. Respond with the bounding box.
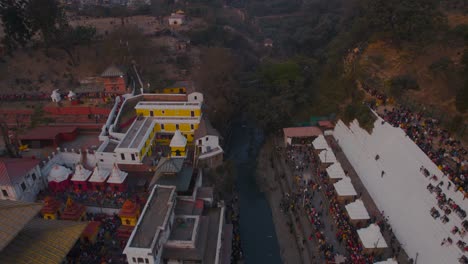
[255,137,304,264]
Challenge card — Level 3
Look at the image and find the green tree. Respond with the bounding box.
[27,0,67,46]
[0,0,32,51]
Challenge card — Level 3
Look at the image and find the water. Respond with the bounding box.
[226,120,282,264]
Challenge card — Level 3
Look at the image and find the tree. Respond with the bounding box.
[27,0,67,46]
[55,26,96,65]
[0,0,32,51]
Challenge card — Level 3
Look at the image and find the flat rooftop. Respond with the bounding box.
[103,141,118,152]
[169,217,196,241]
[129,186,175,248]
[117,117,154,150]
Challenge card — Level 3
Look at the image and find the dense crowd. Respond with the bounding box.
[226,192,243,263]
[67,213,125,264]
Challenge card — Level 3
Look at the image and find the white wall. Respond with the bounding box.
[188,92,203,103]
[196,135,219,154]
[333,118,467,264]
[0,165,44,202]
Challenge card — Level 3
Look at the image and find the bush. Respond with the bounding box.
[342,103,376,133]
[389,75,419,99]
[429,57,453,73]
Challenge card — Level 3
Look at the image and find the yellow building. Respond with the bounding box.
[163,87,186,94]
[119,200,141,226]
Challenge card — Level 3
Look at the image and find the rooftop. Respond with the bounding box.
[168,217,196,241]
[194,117,220,140]
[312,134,329,150]
[318,148,337,163]
[283,126,322,138]
[101,65,124,77]
[344,199,370,220]
[357,224,388,249]
[326,162,346,180]
[117,117,154,150]
[129,185,175,248]
[0,158,40,185]
[333,176,357,196]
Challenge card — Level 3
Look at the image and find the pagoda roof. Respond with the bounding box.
[119,200,139,217]
[41,197,62,214]
[61,198,85,221]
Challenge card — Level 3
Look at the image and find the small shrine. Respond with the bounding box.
[117,200,140,241]
[81,221,101,244]
[47,164,72,192]
[41,196,63,220]
[71,163,92,192]
[88,164,110,191]
[107,163,128,192]
[169,129,187,157]
[61,197,86,221]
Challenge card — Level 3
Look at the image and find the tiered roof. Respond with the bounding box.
[61,198,85,221]
[41,197,62,215]
[119,200,140,218]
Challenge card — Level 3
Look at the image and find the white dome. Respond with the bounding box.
[48,164,72,183]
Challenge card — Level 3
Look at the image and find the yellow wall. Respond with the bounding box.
[43,213,57,220]
[136,108,201,118]
[163,87,186,94]
[171,146,186,157]
[121,216,139,226]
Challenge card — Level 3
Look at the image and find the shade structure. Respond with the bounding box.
[326,162,346,180]
[345,199,370,220]
[318,148,337,163]
[333,177,357,197]
[313,134,329,150]
[357,224,388,250]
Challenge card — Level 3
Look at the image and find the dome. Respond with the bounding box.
[48,164,72,183]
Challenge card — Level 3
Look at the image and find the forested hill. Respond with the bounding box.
[208,0,467,135]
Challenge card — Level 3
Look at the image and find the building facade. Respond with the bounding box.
[0,158,45,202]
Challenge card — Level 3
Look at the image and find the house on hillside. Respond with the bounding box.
[194,117,223,168]
[0,158,45,202]
[101,65,128,95]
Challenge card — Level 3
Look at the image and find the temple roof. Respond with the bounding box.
[107,164,128,184]
[170,129,187,147]
[48,164,72,183]
[71,164,91,182]
[119,200,139,217]
[61,198,85,221]
[0,219,87,264]
[41,197,62,214]
[0,200,43,251]
[0,158,39,186]
[88,165,110,183]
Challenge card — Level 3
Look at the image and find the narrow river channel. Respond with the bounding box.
[226,120,282,264]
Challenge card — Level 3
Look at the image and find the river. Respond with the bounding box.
[226,120,282,264]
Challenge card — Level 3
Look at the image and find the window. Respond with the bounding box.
[2,189,8,197]
[191,124,194,130]
[131,154,136,161]
[132,257,136,263]
[206,137,209,141]
[176,124,179,130]
[121,153,125,160]
[31,173,36,181]
[100,159,104,162]
[145,259,149,264]
[126,219,131,225]
[162,110,165,114]
[198,139,202,145]
[161,124,165,130]
[194,96,198,100]
[137,257,144,263]
[150,111,154,117]
[21,182,26,191]
[191,111,195,117]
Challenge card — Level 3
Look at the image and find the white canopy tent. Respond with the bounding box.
[333,176,357,197]
[357,224,388,249]
[326,162,346,180]
[318,148,337,163]
[345,199,370,220]
[312,134,329,150]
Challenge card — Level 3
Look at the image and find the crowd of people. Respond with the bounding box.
[67,213,125,264]
[226,192,243,263]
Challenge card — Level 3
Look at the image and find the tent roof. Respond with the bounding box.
[312,134,329,149]
[0,200,43,251]
[170,130,187,147]
[357,224,388,249]
[345,199,370,220]
[283,126,322,138]
[318,148,337,163]
[0,219,87,264]
[326,162,345,179]
[333,177,357,196]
